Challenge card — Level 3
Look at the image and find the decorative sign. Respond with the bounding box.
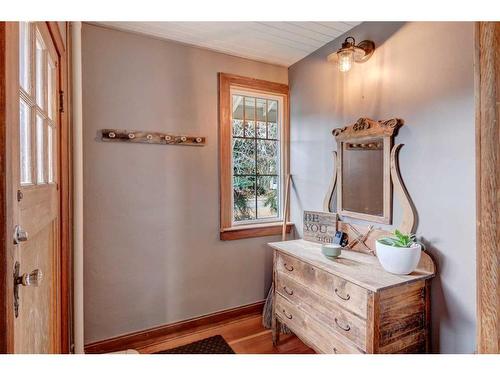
[303,211,337,244]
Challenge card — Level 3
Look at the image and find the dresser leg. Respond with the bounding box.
[272,317,281,346]
[424,280,432,353]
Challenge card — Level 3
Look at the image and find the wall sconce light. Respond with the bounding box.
[327,37,375,73]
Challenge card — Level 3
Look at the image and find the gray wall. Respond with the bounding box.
[289,22,476,353]
[82,24,288,344]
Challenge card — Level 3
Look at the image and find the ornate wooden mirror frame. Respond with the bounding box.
[324,118,417,235]
[334,118,402,224]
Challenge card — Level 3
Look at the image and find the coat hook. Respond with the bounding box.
[146,134,153,140]
[108,132,116,138]
[128,133,135,139]
[180,136,187,142]
[165,135,172,141]
[196,137,202,143]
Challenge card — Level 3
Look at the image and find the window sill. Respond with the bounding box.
[220,222,293,241]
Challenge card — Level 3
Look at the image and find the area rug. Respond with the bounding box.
[155,335,235,354]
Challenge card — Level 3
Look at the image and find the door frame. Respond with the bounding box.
[474,22,499,354]
[0,21,72,354]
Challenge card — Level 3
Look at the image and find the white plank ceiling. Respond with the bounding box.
[96,22,360,67]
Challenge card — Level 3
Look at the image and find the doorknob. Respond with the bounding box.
[13,225,28,244]
[13,262,43,318]
[16,269,43,287]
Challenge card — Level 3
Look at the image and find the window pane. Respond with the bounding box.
[244,97,255,120]
[36,114,45,183]
[19,22,30,93]
[268,100,278,123]
[268,122,278,140]
[257,176,279,219]
[35,36,45,109]
[19,99,31,184]
[47,125,54,183]
[232,138,255,175]
[244,97,255,138]
[232,119,244,137]
[257,122,266,139]
[256,98,266,122]
[233,176,256,222]
[47,57,56,119]
[257,140,279,175]
[245,120,255,138]
[232,95,243,120]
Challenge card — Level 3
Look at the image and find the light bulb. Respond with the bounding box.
[338,49,354,73]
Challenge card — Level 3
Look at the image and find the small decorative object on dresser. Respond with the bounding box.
[321,243,342,259]
[303,211,337,244]
[376,230,422,275]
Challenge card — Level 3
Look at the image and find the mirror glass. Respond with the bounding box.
[341,139,384,216]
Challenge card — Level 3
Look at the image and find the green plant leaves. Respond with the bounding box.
[377,230,417,248]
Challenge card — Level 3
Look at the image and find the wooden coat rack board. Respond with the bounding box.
[101,129,206,146]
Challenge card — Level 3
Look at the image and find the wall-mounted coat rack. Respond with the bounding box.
[101,129,206,146]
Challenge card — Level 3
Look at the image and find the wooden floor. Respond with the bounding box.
[134,313,314,354]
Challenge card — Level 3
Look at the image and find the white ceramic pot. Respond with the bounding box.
[375,241,422,275]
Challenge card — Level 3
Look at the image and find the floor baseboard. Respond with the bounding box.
[84,300,265,354]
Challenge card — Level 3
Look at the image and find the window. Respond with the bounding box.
[19,22,58,186]
[219,73,289,240]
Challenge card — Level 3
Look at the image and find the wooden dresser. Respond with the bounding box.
[270,239,435,354]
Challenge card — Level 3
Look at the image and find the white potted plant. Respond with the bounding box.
[376,230,422,275]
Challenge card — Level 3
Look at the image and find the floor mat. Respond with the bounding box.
[155,335,235,354]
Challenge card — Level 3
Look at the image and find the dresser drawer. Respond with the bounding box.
[276,251,368,318]
[276,271,366,350]
[275,294,363,354]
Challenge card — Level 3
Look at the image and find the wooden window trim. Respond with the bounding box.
[218,73,289,241]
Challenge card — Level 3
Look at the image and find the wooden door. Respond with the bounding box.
[10,21,61,353]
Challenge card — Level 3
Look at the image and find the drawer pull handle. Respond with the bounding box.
[334,288,351,301]
[334,317,351,332]
[282,310,293,319]
[283,286,294,296]
[284,263,294,272]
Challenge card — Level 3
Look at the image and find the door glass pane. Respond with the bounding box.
[19,22,30,93]
[47,57,56,119]
[47,125,54,183]
[36,115,45,183]
[19,99,31,184]
[35,35,45,109]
